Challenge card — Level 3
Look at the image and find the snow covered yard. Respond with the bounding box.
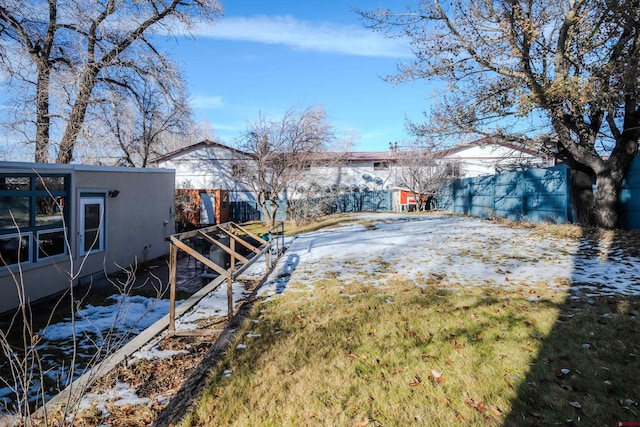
[260,213,640,300]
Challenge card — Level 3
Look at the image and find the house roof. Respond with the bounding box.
[150,139,251,163]
[151,136,550,164]
[437,136,549,158]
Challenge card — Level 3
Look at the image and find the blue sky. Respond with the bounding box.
[167,0,435,152]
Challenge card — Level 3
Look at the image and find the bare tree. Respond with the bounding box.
[93,78,193,167]
[234,105,335,228]
[0,0,222,164]
[391,140,452,211]
[360,0,640,228]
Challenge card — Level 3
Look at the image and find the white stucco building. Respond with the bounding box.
[152,137,554,200]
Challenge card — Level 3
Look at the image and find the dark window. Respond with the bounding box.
[0,196,30,230]
[0,234,31,266]
[0,174,69,267]
[373,161,389,171]
[445,162,461,178]
[35,176,65,191]
[231,163,245,177]
[35,196,64,227]
[0,176,30,191]
[37,229,66,259]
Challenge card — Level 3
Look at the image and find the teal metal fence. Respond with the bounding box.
[231,190,393,223]
[438,164,572,223]
[620,156,640,229]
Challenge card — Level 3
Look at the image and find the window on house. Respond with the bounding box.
[231,163,245,177]
[37,228,67,260]
[445,162,461,178]
[373,161,389,171]
[0,174,69,268]
[0,233,31,267]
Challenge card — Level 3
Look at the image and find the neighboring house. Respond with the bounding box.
[151,140,255,200]
[152,137,553,214]
[436,138,555,176]
[0,162,175,314]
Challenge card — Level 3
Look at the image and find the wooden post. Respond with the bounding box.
[168,243,178,334]
[227,276,233,320]
[230,237,236,273]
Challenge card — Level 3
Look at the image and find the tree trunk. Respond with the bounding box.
[34,66,51,163]
[265,199,279,228]
[593,167,627,229]
[569,168,595,226]
[56,70,97,164]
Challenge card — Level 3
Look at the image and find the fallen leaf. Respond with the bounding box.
[490,405,503,416]
[445,359,454,365]
[465,398,476,407]
[436,376,445,384]
[477,402,486,413]
[569,401,582,409]
[443,397,451,406]
[421,353,436,360]
[431,369,442,379]
[355,418,369,427]
[408,375,422,387]
[450,339,465,349]
[455,412,464,421]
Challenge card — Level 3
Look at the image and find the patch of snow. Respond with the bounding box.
[75,382,149,420]
[258,214,640,299]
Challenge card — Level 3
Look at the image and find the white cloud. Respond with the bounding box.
[186,15,411,58]
[191,94,224,109]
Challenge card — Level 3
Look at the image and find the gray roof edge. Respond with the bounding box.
[0,161,175,174]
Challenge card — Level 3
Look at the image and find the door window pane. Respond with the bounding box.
[84,204,101,230]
